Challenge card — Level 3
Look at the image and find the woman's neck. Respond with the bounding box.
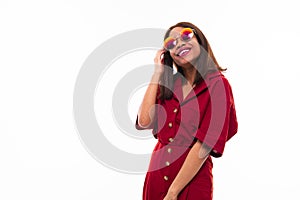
[182,66,197,85]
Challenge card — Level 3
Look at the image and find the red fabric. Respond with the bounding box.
[143,142,213,200]
[136,71,238,200]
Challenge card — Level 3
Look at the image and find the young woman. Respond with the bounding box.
[136,22,238,200]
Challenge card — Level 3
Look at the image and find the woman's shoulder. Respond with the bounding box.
[206,70,230,84]
[172,72,183,86]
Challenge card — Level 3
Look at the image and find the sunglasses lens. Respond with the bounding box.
[164,37,176,50]
[181,28,194,41]
[163,28,194,50]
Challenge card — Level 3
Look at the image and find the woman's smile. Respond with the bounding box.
[176,47,191,57]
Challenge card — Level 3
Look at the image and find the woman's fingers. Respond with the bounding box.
[154,49,165,64]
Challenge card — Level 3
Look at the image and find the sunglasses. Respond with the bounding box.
[163,28,195,51]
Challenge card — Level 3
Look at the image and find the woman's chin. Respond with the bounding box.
[174,56,195,68]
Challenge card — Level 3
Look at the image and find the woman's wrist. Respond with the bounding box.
[167,185,180,197]
[151,72,162,83]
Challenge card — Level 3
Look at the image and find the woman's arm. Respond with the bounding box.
[163,140,210,200]
[137,49,165,128]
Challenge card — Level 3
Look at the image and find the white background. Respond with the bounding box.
[1,0,300,199]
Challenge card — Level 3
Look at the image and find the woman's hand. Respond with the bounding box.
[153,49,166,76]
[163,190,178,200]
[163,186,178,200]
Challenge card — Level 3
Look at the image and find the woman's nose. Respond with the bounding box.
[174,39,185,51]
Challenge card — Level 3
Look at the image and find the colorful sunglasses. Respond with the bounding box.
[163,28,195,51]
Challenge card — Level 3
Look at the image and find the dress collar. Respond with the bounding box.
[173,71,223,103]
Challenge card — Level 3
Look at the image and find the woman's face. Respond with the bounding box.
[167,27,201,68]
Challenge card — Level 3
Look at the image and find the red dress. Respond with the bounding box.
[136,71,238,200]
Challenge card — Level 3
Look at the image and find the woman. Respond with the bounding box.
[136,22,238,200]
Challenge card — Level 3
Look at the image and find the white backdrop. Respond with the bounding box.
[1,0,300,199]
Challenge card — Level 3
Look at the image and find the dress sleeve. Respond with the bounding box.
[195,77,238,158]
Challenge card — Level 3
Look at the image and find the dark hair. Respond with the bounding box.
[159,22,226,100]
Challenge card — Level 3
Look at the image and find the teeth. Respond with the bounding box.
[178,49,190,56]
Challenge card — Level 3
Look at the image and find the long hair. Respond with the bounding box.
[159,22,226,100]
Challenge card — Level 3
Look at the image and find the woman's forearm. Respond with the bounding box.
[138,49,165,128]
[137,73,161,127]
